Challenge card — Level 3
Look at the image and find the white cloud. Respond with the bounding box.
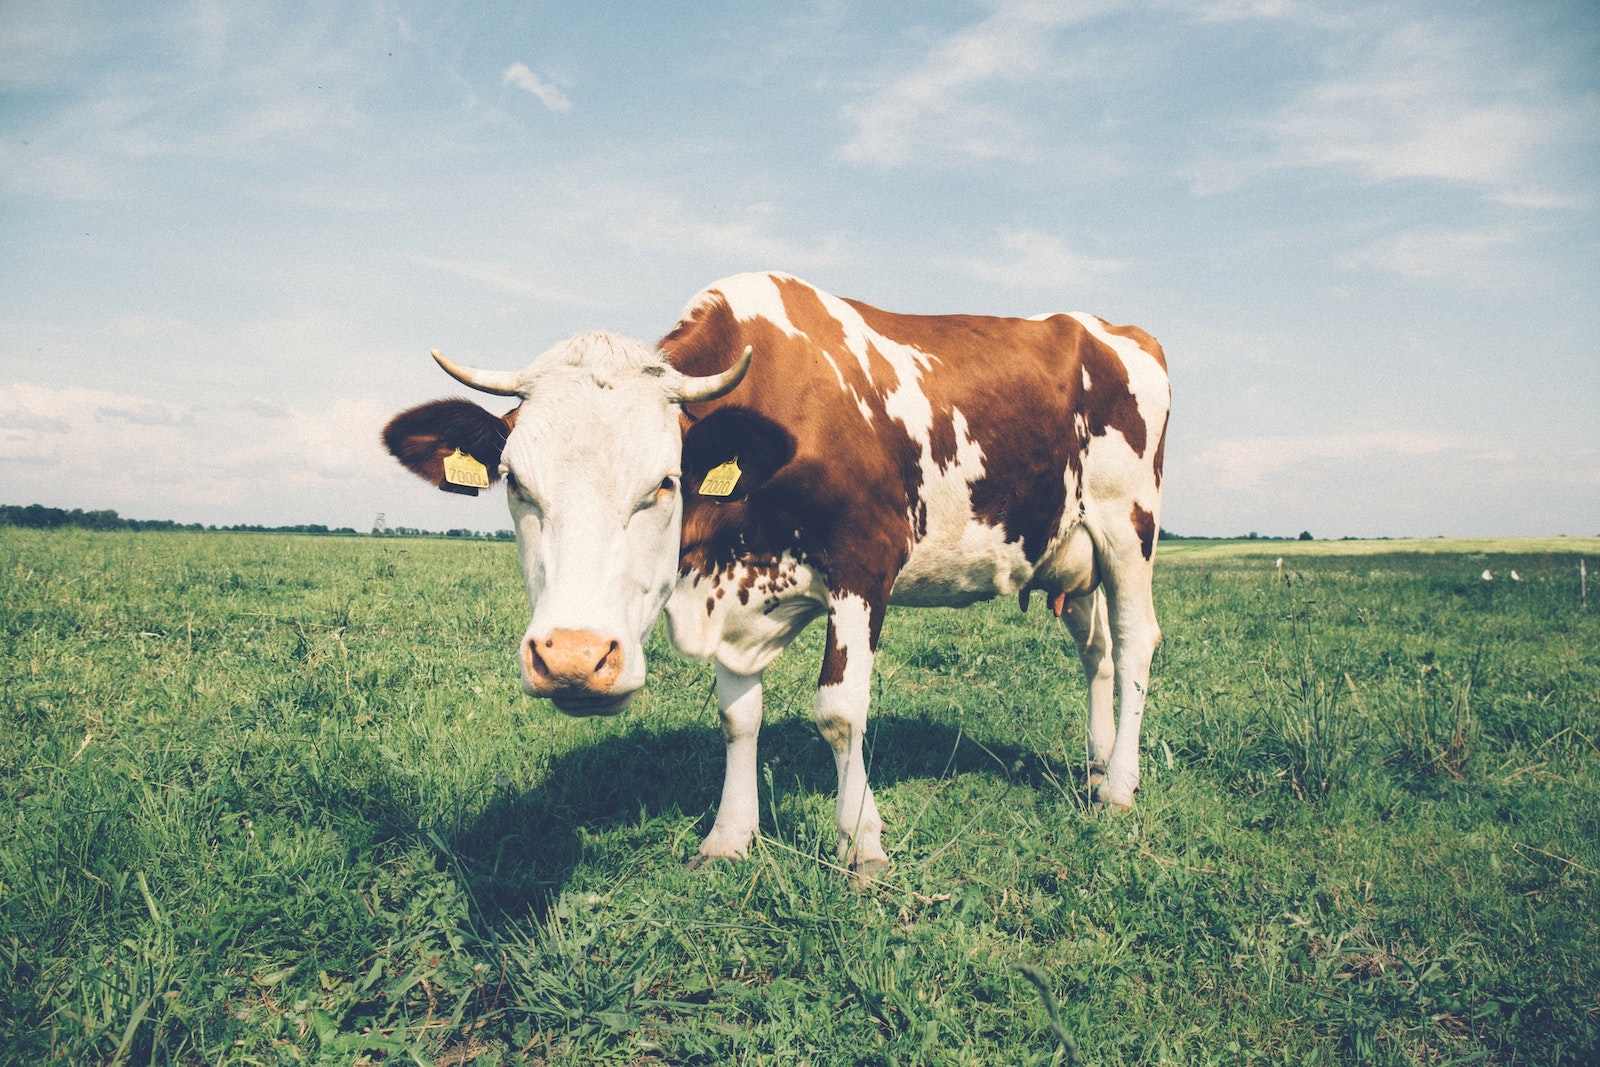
[1339,225,1528,283]
[107,315,192,339]
[1184,430,1461,491]
[496,176,847,274]
[1490,189,1588,211]
[601,194,847,270]
[945,230,1124,290]
[0,136,120,200]
[406,190,847,306]
[1190,17,1596,204]
[407,255,612,308]
[0,6,379,199]
[0,0,109,88]
[837,1,1110,165]
[1164,322,1298,369]
[503,62,571,113]
[98,400,194,427]
[1167,426,1600,537]
[0,381,402,519]
[1186,0,1299,21]
[1270,53,1535,183]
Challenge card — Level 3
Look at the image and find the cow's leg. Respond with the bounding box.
[814,592,889,880]
[1095,516,1162,810]
[691,663,765,866]
[1061,588,1115,787]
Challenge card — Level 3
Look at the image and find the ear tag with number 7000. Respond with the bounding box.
[699,458,742,497]
[442,449,490,491]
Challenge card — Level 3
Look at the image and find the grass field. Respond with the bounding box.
[2,529,1597,1065]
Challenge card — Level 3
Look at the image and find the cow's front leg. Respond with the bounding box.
[814,593,889,881]
[691,663,763,867]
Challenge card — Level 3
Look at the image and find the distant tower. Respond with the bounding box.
[372,512,387,535]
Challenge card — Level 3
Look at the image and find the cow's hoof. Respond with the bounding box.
[849,857,893,886]
[692,827,754,869]
[1092,784,1137,812]
[1086,761,1107,789]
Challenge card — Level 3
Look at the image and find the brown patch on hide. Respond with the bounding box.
[1152,408,1168,489]
[1131,502,1157,561]
[1080,335,1148,458]
[819,622,849,688]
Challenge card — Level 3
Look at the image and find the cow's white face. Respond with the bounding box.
[383,331,749,716]
[500,361,685,716]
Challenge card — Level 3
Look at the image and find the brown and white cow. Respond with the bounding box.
[383,272,1169,878]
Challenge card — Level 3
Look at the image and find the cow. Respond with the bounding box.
[383,272,1169,880]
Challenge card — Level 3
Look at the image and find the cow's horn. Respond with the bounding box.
[431,349,524,397]
[675,345,753,403]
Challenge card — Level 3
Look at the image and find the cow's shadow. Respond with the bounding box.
[440,713,1081,923]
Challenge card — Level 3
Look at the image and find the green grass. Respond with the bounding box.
[1159,535,1600,559]
[2,529,1597,1065]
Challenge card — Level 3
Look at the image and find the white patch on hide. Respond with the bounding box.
[821,593,877,698]
[892,404,1029,605]
[696,276,803,340]
[665,553,829,677]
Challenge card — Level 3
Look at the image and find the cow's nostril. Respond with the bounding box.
[526,639,551,682]
[597,640,621,675]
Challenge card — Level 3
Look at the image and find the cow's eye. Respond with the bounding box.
[504,471,520,493]
[657,475,679,498]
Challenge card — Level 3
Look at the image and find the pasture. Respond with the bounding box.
[2,528,1596,1065]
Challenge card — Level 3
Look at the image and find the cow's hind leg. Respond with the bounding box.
[691,663,764,867]
[1094,509,1162,810]
[814,592,889,881]
[1061,588,1115,789]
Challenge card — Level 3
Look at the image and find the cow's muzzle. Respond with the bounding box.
[522,628,630,716]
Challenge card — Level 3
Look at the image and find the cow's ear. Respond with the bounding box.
[682,406,795,500]
[383,399,516,495]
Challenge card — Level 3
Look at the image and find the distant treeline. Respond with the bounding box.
[0,504,512,541]
[1160,528,1317,542]
[8,503,1325,544]
[1,504,203,532]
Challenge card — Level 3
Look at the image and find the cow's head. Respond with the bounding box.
[383,331,751,715]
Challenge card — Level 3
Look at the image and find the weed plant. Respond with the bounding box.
[2,529,1597,1064]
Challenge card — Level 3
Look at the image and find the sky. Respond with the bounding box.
[2,0,1597,538]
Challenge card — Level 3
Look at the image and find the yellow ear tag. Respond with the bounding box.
[699,457,742,497]
[442,449,490,490]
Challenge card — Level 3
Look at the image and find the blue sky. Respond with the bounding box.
[3,0,1597,537]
